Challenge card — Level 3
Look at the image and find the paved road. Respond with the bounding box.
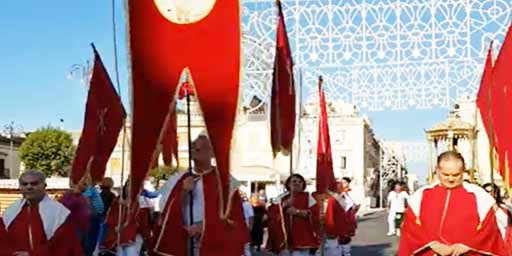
[253,210,400,256]
[351,210,400,256]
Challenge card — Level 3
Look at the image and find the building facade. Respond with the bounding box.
[70,97,383,210]
[298,100,381,210]
[0,135,23,179]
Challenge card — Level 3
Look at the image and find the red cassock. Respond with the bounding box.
[495,206,512,256]
[153,171,249,256]
[266,202,286,253]
[266,192,320,253]
[398,183,507,256]
[324,194,350,239]
[0,221,10,256]
[3,199,82,256]
[101,197,152,251]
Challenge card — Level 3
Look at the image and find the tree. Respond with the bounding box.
[19,127,75,177]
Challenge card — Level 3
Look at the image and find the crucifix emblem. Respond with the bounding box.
[97,108,108,135]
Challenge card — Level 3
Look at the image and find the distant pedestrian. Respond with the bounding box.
[386,182,408,236]
[241,192,254,256]
[99,177,115,214]
[81,177,105,255]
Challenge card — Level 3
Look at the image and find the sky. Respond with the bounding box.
[0,0,473,183]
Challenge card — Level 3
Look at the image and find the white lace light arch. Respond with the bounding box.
[241,0,512,111]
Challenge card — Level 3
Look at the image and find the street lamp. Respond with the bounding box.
[67,61,93,87]
[3,121,23,178]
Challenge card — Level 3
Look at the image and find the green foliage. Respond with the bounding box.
[19,127,75,177]
[149,165,186,189]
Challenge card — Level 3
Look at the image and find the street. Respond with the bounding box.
[253,210,400,256]
[352,210,400,255]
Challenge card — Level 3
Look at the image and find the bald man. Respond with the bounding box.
[398,151,506,256]
[153,135,248,256]
[2,170,83,256]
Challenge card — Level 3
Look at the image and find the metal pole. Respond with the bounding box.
[379,146,384,209]
[186,92,194,256]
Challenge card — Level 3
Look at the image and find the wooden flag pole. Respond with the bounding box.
[185,87,195,256]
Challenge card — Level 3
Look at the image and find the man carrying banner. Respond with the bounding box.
[2,170,82,256]
[153,135,248,256]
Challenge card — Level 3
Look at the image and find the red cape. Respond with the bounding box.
[153,171,249,256]
[4,203,82,256]
[324,194,351,239]
[267,192,320,253]
[101,197,143,251]
[0,221,10,256]
[398,184,507,256]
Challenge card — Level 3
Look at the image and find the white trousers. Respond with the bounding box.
[340,244,351,256]
[280,249,312,256]
[388,210,396,233]
[322,238,341,256]
[116,234,143,256]
[244,243,252,256]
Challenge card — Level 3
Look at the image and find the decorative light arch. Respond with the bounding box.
[241,0,512,111]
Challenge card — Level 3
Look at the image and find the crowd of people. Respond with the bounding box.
[4,136,512,255]
[0,135,364,256]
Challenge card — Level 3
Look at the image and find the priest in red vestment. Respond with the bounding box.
[2,170,83,256]
[153,135,249,256]
[398,151,507,256]
[267,173,320,255]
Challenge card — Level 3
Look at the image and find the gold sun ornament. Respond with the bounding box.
[154,0,217,24]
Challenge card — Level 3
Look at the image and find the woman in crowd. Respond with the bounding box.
[267,174,320,256]
[59,178,92,254]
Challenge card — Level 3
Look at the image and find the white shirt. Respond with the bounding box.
[158,172,205,225]
[182,178,204,225]
[387,190,409,213]
[341,190,359,211]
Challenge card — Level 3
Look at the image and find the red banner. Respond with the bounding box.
[493,23,512,183]
[127,0,240,210]
[270,0,296,157]
[476,43,494,146]
[71,45,125,184]
[316,77,336,194]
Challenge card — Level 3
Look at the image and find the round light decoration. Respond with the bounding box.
[154,0,216,24]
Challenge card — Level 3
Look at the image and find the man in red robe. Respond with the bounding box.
[398,151,507,256]
[267,173,320,255]
[153,135,249,256]
[2,170,82,256]
[0,220,10,256]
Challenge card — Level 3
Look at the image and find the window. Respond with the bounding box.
[0,159,5,178]
[341,156,347,169]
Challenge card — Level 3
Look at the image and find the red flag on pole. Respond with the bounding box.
[150,101,178,169]
[127,1,240,207]
[316,76,336,194]
[270,0,296,157]
[71,44,126,184]
[493,22,512,184]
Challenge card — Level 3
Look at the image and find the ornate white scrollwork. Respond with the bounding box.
[241,0,512,111]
